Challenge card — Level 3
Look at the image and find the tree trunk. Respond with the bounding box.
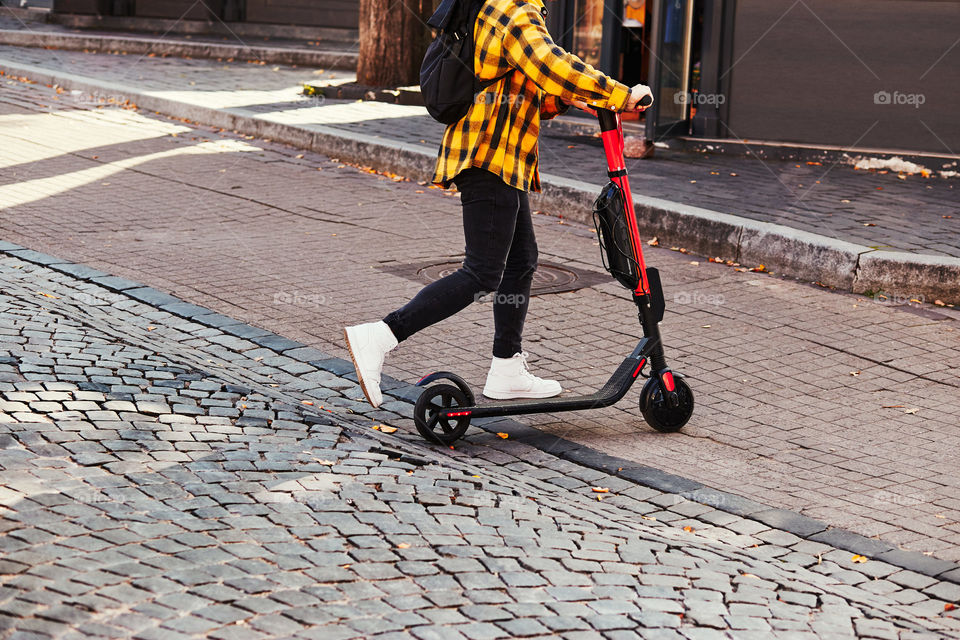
[357,0,433,87]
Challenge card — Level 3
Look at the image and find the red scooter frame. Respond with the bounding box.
[413,107,694,445]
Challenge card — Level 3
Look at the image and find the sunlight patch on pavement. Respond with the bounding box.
[146,86,427,125]
[0,109,191,169]
[255,100,427,126]
[146,86,308,110]
[0,138,259,209]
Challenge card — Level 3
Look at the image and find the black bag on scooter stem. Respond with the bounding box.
[421,0,507,124]
[593,181,641,291]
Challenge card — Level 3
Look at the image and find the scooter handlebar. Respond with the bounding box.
[596,95,654,132]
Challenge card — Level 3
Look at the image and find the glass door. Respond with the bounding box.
[645,0,696,139]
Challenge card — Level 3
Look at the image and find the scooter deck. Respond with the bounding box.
[438,339,653,420]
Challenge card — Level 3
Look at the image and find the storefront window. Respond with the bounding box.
[572,0,605,68]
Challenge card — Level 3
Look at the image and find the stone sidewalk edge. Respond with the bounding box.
[2,239,959,585]
[0,29,357,69]
[2,57,956,304]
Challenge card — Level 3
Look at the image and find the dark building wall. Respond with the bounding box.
[726,0,960,153]
[246,0,358,28]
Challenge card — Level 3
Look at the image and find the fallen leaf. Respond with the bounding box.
[903,408,918,415]
[316,459,335,465]
[806,161,822,166]
[397,543,411,549]
[302,401,314,406]
[689,261,700,266]
[37,292,59,299]
[701,325,711,329]
[882,405,905,409]
[934,299,946,306]
[592,487,610,493]
[851,554,868,563]
[945,603,956,611]
[597,495,604,501]
[378,425,398,433]
[841,199,851,203]
[641,515,656,521]
[147,326,155,331]
[863,223,876,227]
[496,432,509,439]
[683,526,695,532]
[741,573,759,579]
[648,237,659,246]
[850,371,861,376]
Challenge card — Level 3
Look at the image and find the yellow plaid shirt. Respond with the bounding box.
[432,0,631,193]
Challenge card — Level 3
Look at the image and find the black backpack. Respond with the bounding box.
[420,0,507,124]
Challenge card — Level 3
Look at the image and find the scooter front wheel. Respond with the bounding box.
[414,383,472,445]
[639,377,694,432]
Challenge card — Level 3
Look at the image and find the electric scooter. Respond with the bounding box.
[413,103,694,445]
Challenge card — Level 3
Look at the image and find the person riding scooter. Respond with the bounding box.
[345,0,653,408]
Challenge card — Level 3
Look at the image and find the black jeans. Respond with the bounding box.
[383,168,538,358]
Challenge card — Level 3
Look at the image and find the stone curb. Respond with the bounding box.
[0,29,357,69]
[3,57,956,304]
[2,240,959,585]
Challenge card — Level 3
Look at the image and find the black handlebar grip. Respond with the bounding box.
[639,94,653,108]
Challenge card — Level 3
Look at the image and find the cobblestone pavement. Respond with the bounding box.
[2,79,959,566]
[2,250,960,639]
[0,42,957,256]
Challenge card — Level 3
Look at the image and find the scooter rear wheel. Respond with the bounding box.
[414,383,472,445]
[639,377,694,432]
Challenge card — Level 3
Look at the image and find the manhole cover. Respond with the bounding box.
[381,259,609,296]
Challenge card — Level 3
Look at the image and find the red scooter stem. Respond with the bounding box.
[597,110,650,297]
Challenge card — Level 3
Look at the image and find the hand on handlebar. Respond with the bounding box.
[625,84,654,111]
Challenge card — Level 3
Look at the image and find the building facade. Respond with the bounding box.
[53,0,960,155]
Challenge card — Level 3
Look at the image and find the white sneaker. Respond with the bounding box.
[482,351,562,400]
[344,321,398,408]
